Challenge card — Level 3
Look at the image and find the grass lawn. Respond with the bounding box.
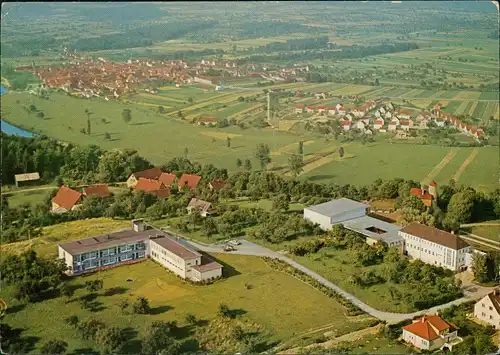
[290,246,448,313]
[462,221,500,242]
[346,334,411,354]
[1,187,56,208]
[0,253,376,353]
[220,197,305,213]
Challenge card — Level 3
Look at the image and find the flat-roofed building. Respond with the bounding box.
[57,219,222,281]
[303,198,370,231]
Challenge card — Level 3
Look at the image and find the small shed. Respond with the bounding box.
[14,172,40,187]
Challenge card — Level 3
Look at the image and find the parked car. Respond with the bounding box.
[228,240,241,246]
[223,245,235,252]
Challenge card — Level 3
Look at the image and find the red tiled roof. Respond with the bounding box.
[178,174,201,189]
[296,105,305,109]
[132,167,163,180]
[52,185,83,210]
[429,181,437,187]
[410,187,434,200]
[159,173,177,186]
[342,120,351,126]
[83,184,111,198]
[328,107,336,110]
[154,187,172,198]
[389,120,398,125]
[318,105,325,109]
[374,119,384,125]
[400,223,470,250]
[307,105,315,109]
[401,120,410,126]
[403,316,454,341]
[135,178,165,192]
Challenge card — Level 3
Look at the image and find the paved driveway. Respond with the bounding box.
[182,238,494,324]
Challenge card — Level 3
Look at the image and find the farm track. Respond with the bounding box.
[459,233,500,251]
[453,148,479,182]
[422,149,458,184]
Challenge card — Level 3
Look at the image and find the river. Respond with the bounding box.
[0,85,35,138]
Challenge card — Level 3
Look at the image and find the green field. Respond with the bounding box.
[0,220,376,354]
[1,186,56,208]
[462,221,500,242]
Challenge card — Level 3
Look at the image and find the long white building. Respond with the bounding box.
[399,223,471,271]
[58,219,222,282]
[303,198,370,230]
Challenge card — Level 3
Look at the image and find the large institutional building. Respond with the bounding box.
[399,223,471,271]
[57,219,222,282]
[304,198,471,270]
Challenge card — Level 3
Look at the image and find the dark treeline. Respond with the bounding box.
[240,42,418,63]
[252,36,330,53]
[72,21,218,51]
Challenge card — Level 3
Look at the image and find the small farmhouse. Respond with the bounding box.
[159,172,177,187]
[198,117,217,126]
[82,184,111,198]
[51,185,83,214]
[127,167,163,188]
[187,198,217,217]
[474,289,500,329]
[14,172,40,188]
[134,178,171,198]
[178,173,201,190]
[402,315,462,351]
[209,179,225,191]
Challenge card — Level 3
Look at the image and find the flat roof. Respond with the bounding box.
[58,229,157,255]
[341,216,403,244]
[150,236,202,260]
[305,198,370,217]
[191,255,223,273]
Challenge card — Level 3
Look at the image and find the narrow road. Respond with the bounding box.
[180,238,495,324]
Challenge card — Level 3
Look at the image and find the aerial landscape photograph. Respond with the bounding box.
[0,1,499,354]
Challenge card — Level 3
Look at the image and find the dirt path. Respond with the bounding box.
[422,149,458,184]
[279,324,383,354]
[461,223,500,227]
[453,148,479,182]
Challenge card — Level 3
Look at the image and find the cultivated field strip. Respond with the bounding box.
[422,149,458,185]
[468,101,479,116]
[403,89,424,98]
[455,100,471,115]
[453,148,479,182]
[410,99,433,109]
[453,91,481,100]
[271,140,315,156]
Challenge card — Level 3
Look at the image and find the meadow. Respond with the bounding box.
[0,219,377,353]
[461,221,500,243]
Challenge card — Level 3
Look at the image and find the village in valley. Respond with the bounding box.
[1,2,499,355]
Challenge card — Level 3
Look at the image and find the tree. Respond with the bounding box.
[472,253,489,283]
[95,327,126,354]
[59,283,74,302]
[272,194,289,212]
[187,97,193,103]
[85,279,103,293]
[185,313,197,326]
[40,339,68,355]
[117,299,129,314]
[226,136,231,148]
[104,132,111,140]
[77,317,105,340]
[141,321,180,355]
[446,190,476,225]
[236,158,242,169]
[158,106,165,114]
[338,146,344,159]
[37,111,45,120]
[64,315,79,328]
[87,118,91,135]
[85,109,93,135]
[29,104,37,112]
[254,143,271,170]
[288,154,303,177]
[374,78,380,86]
[132,296,151,314]
[298,141,304,155]
[202,218,217,239]
[122,108,132,123]
[184,147,189,158]
[244,159,252,171]
[218,303,232,318]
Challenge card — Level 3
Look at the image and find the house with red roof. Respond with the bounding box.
[127,167,163,188]
[178,174,202,190]
[317,105,326,114]
[159,172,177,187]
[52,185,83,213]
[82,184,111,198]
[306,105,315,114]
[342,120,351,131]
[373,119,384,130]
[295,105,305,114]
[410,182,437,207]
[351,107,364,118]
[474,289,500,329]
[402,315,461,351]
[134,178,171,198]
[337,105,346,117]
[327,107,336,116]
[400,120,413,131]
[198,117,217,126]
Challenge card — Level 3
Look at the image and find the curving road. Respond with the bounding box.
[178,237,495,324]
